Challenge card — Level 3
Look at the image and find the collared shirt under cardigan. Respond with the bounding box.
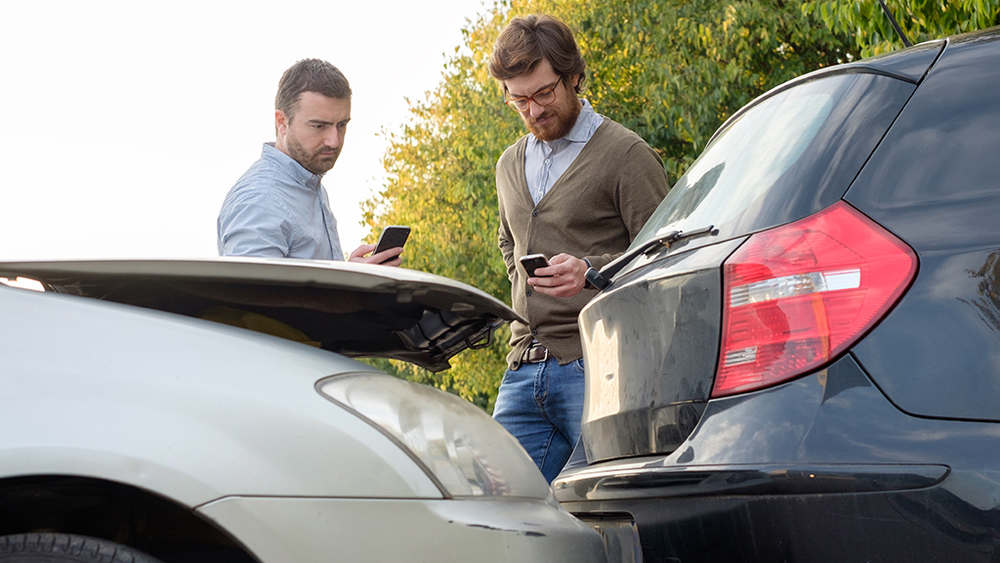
[217,143,344,260]
[496,116,669,370]
[525,99,604,205]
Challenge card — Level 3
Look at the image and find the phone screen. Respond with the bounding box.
[374,226,411,255]
[520,254,551,278]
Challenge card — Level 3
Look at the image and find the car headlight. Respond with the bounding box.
[317,372,550,499]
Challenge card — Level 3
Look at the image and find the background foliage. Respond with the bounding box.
[803,0,1000,57]
[363,0,998,411]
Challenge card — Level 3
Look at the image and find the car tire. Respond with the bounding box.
[0,533,164,563]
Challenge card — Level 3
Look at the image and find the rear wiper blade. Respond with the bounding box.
[585,225,717,291]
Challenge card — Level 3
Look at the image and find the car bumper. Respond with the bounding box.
[556,459,961,561]
[554,355,1000,562]
[197,496,607,563]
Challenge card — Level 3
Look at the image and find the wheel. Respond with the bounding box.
[0,533,164,563]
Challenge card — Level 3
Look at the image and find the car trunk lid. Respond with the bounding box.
[579,239,742,462]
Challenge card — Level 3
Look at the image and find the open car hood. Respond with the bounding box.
[0,258,522,372]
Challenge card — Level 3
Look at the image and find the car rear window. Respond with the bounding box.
[630,72,916,252]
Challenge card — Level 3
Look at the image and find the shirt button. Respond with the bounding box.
[544,158,551,164]
[532,209,538,217]
[531,328,538,336]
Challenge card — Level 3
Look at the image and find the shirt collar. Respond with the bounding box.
[528,98,600,151]
[262,142,323,190]
[563,99,599,143]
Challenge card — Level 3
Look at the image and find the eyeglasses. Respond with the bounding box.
[505,78,563,111]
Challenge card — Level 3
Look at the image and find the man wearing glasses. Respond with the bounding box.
[488,14,668,482]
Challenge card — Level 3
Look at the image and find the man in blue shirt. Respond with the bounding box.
[218,59,402,265]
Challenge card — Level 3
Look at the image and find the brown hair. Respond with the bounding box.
[488,14,586,93]
[275,59,352,121]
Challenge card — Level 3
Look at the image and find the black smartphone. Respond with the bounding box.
[519,253,551,277]
[374,225,410,263]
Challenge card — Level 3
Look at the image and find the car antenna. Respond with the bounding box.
[878,0,913,47]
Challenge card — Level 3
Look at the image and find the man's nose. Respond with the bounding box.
[324,128,343,148]
[529,100,546,118]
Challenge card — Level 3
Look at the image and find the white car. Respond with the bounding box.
[0,258,606,563]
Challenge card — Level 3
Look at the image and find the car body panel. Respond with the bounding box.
[197,497,606,563]
[844,29,1000,421]
[0,258,522,372]
[1,286,442,502]
[579,239,743,463]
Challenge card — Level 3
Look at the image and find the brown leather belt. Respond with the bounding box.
[522,343,549,363]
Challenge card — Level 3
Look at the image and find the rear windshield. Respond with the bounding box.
[630,72,915,251]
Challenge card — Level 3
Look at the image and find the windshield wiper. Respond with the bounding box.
[585,225,717,291]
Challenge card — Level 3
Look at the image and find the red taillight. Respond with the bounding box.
[713,202,916,397]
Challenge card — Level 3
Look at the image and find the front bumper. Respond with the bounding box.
[197,496,606,563]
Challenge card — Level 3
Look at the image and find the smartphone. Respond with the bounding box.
[374,225,410,263]
[519,253,551,278]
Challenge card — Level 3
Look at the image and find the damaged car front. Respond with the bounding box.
[0,258,606,563]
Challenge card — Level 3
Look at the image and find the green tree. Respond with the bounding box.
[363,0,857,411]
[803,0,1000,57]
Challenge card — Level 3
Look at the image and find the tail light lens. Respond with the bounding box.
[714,202,916,397]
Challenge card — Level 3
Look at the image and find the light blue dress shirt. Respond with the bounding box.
[217,143,344,260]
[524,99,604,205]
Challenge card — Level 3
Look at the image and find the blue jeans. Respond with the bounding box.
[493,356,585,483]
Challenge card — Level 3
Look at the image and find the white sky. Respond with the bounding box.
[1,0,487,260]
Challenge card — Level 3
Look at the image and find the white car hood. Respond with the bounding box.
[0,257,521,371]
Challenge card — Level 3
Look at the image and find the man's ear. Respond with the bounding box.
[275,109,289,138]
[570,73,582,92]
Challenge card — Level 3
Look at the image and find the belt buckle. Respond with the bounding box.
[525,343,548,364]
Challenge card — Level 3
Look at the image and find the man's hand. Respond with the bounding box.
[348,243,403,267]
[528,253,587,297]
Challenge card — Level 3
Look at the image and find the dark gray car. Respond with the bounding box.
[557,27,1000,563]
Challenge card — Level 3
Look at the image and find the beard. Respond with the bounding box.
[287,136,340,175]
[524,95,581,142]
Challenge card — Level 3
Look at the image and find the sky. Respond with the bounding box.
[0,0,489,260]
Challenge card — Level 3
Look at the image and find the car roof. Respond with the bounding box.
[708,39,946,148]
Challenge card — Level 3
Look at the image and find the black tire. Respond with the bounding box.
[0,534,164,563]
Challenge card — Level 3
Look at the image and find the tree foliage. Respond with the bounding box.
[803,0,1000,57]
[362,0,861,411]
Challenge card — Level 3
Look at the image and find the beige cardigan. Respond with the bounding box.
[496,118,669,369]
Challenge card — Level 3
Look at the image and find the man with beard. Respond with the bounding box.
[489,15,668,482]
[218,59,401,265]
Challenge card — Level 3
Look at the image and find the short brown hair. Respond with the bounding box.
[488,14,586,93]
[275,59,352,121]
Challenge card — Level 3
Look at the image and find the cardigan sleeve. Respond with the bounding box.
[496,165,517,282]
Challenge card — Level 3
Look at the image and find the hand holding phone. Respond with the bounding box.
[373,226,410,264]
[519,253,551,278]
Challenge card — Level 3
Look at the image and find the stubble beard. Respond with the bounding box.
[287,135,339,176]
